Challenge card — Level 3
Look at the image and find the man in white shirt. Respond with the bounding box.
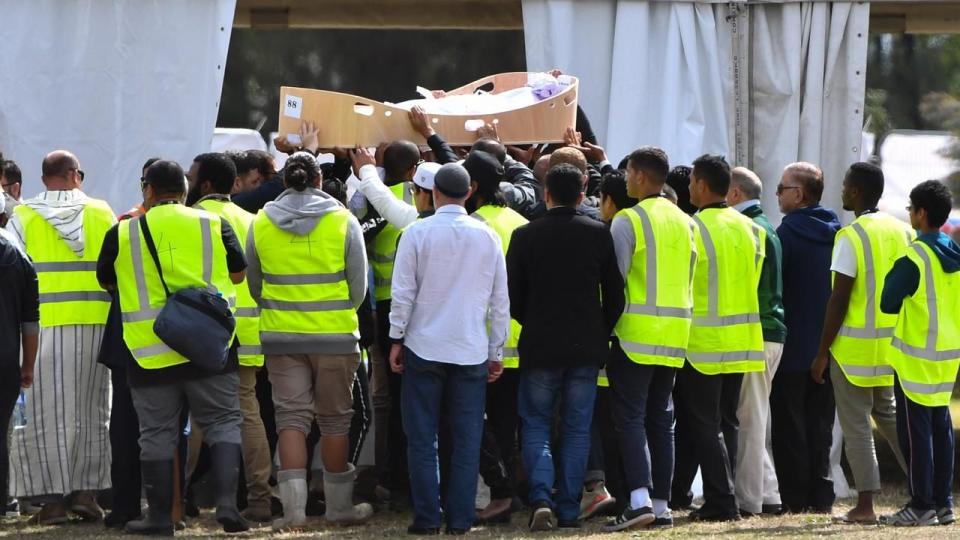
[388,163,510,535]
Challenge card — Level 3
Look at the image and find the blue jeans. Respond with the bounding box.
[894,376,955,511]
[607,344,676,501]
[518,365,599,522]
[401,347,487,530]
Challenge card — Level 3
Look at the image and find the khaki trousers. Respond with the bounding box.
[829,359,907,492]
[735,341,783,513]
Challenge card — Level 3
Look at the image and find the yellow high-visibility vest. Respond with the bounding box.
[686,207,766,374]
[115,203,236,369]
[252,207,359,341]
[371,182,413,301]
[472,204,527,369]
[614,197,698,367]
[197,196,263,367]
[15,199,115,327]
[888,241,960,406]
[831,213,914,387]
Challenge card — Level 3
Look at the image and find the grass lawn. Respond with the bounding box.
[0,489,951,539]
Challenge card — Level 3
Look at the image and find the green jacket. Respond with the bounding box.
[742,204,787,343]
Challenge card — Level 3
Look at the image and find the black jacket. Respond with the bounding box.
[506,206,624,370]
[0,236,38,365]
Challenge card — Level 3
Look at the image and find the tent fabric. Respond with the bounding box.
[0,0,236,214]
[522,0,870,223]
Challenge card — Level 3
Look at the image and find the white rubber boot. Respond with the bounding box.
[324,464,373,525]
[272,469,308,531]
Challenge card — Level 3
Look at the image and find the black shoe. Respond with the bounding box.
[651,510,674,529]
[445,528,469,535]
[4,499,20,518]
[104,511,141,529]
[762,503,785,516]
[124,460,175,537]
[407,524,440,535]
[603,505,655,532]
[740,509,760,518]
[528,501,556,532]
[210,443,249,533]
[557,519,581,529]
[690,506,741,522]
[669,493,693,511]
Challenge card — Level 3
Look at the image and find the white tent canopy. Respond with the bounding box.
[0,0,236,213]
[523,0,870,223]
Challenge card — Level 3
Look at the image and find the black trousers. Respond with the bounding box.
[672,365,742,514]
[376,300,408,492]
[479,367,520,500]
[1,360,20,506]
[770,369,835,513]
[109,367,143,518]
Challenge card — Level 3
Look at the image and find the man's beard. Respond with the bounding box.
[185,182,203,207]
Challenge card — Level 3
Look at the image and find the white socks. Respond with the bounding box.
[652,499,668,516]
[630,487,651,510]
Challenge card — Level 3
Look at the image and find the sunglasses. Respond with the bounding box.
[775,185,800,196]
[67,167,85,181]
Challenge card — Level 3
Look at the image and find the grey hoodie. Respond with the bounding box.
[245,187,368,355]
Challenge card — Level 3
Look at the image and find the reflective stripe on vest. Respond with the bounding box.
[197,197,263,366]
[831,215,913,387]
[472,205,527,369]
[686,208,765,374]
[16,201,114,327]
[614,199,697,367]
[888,243,960,406]
[118,207,234,369]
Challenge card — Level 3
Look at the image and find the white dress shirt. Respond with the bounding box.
[389,204,510,365]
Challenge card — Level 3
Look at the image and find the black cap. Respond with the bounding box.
[463,150,504,191]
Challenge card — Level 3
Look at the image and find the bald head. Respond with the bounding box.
[533,155,551,184]
[42,150,79,177]
[41,150,82,190]
[731,167,762,200]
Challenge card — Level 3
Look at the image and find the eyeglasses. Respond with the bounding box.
[776,185,800,196]
[68,168,85,182]
[140,179,149,191]
[0,181,17,189]
[905,205,914,213]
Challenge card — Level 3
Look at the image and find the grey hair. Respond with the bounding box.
[731,167,762,200]
[783,162,824,202]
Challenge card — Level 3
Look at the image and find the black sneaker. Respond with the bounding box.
[407,524,441,535]
[603,505,655,532]
[937,507,956,526]
[528,501,556,532]
[762,503,785,516]
[651,509,673,529]
[4,500,20,518]
[557,519,581,529]
[690,506,741,522]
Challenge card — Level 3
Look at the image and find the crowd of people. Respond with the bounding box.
[0,102,958,537]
